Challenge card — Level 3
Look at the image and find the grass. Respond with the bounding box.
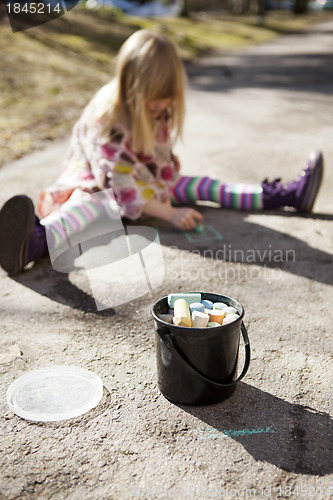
[0,7,330,168]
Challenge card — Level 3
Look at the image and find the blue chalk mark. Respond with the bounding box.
[184,225,223,244]
[200,425,278,440]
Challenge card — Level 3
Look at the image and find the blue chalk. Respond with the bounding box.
[167,293,202,308]
[195,221,204,233]
[190,302,205,314]
[201,299,213,310]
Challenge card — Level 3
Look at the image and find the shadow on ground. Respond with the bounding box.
[179,382,333,476]
[11,260,115,316]
[10,206,333,313]
[186,51,333,95]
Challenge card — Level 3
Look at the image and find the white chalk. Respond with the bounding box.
[192,311,210,328]
[223,306,238,315]
[222,313,240,325]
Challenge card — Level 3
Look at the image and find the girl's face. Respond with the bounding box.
[146,98,172,119]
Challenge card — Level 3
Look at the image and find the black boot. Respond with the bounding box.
[0,195,48,274]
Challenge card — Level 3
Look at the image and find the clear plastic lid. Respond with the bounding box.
[6,366,103,422]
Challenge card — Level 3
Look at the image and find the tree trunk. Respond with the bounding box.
[181,0,191,16]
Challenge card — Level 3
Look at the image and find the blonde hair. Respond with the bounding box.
[88,29,186,155]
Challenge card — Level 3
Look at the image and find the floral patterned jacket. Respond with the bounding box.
[38,108,179,220]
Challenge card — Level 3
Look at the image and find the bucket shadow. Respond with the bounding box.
[178,382,333,476]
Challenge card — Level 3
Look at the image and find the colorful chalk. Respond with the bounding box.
[201,299,213,310]
[223,306,238,315]
[173,317,190,327]
[158,313,174,324]
[213,302,228,311]
[165,293,242,329]
[222,313,240,325]
[195,220,204,233]
[168,293,201,309]
[192,311,210,328]
[205,309,225,325]
[190,302,205,315]
[173,299,192,327]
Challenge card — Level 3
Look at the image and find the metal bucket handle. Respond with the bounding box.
[156,322,250,388]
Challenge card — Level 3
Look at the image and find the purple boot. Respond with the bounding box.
[0,195,48,274]
[262,151,324,212]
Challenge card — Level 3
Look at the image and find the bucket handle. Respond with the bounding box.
[156,322,250,388]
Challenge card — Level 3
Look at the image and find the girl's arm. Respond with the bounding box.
[142,199,203,231]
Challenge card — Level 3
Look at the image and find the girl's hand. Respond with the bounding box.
[172,153,181,172]
[169,207,203,231]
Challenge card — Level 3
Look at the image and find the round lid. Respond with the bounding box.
[6,366,103,422]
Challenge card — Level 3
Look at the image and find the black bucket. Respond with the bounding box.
[151,292,250,405]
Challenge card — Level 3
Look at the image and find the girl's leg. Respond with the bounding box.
[40,190,123,271]
[172,151,323,213]
[0,189,122,274]
[172,177,263,210]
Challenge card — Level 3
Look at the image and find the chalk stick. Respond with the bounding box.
[201,299,213,310]
[173,317,190,327]
[213,302,228,311]
[190,302,205,315]
[222,314,240,325]
[192,311,209,328]
[207,322,220,327]
[206,309,225,325]
[223,306,238,315]
[173,299,192,327]
[158,313,174,324]
[195,220,204,233]
[167,293,201,308]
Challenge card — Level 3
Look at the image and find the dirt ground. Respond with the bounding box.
[0,19,332,500]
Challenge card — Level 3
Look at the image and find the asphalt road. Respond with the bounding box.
[0,19,332,500]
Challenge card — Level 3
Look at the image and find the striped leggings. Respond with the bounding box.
[172,176,262,210]
[41,176,263,249]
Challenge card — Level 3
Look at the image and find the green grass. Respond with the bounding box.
[0,7,330,167]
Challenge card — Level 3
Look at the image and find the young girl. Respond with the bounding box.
[0,29,324,275]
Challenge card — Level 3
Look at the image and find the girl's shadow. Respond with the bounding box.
[10,207,333,311]
[11,258,115,316]
[178,382,333,476]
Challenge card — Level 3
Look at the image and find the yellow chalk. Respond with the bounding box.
[174,299,192,327]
